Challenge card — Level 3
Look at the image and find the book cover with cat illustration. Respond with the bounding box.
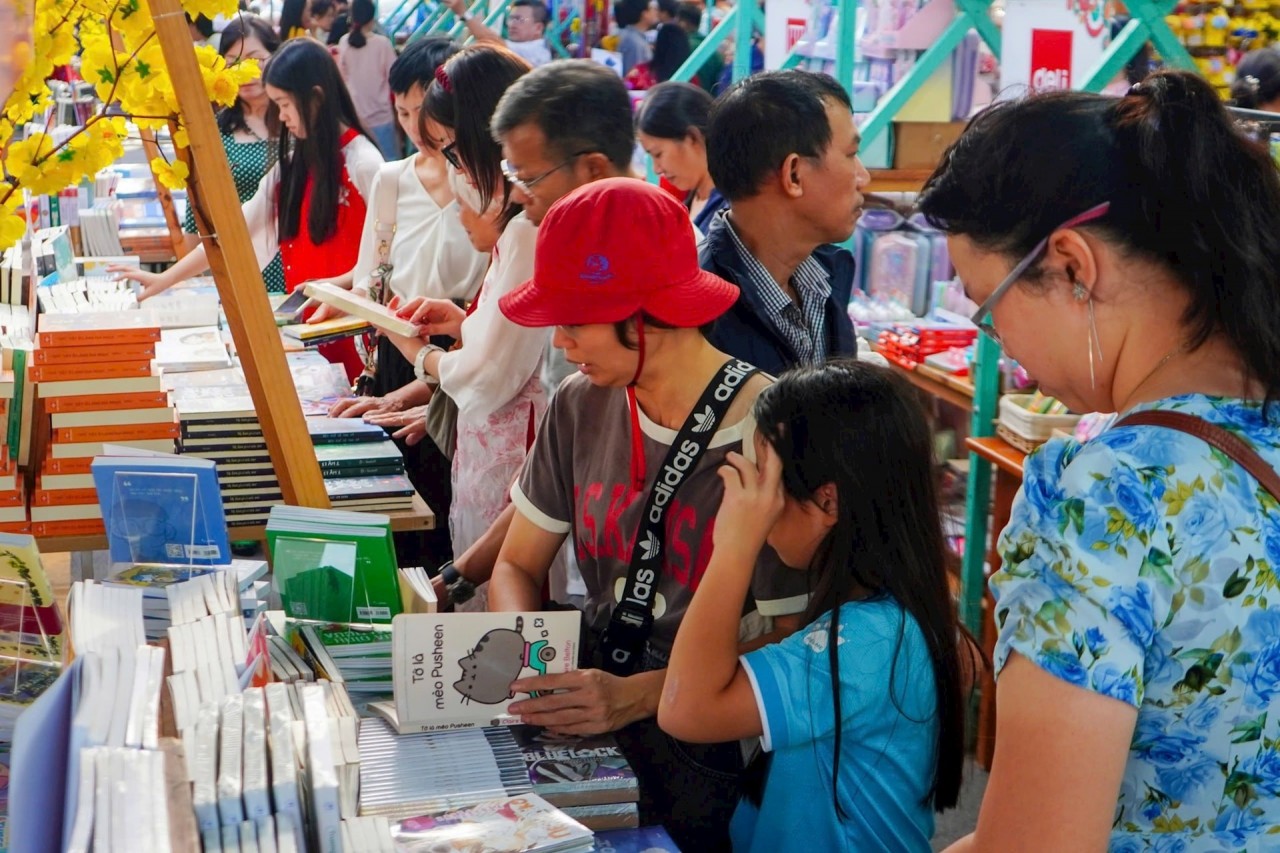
[384,612,580,734]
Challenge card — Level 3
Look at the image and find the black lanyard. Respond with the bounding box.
[600,358,760,676]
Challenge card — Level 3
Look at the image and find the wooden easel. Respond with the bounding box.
[149,0,331,509]
[139,127,190,260]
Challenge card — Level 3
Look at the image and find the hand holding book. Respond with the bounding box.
[392,295,466,339]
[507,668,667,737]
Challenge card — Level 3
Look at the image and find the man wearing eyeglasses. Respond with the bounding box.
[443,0,553,67]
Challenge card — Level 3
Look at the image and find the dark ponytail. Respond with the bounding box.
[1230,48,1280,109]
[348,0,374,47]
[919,69,1280,415]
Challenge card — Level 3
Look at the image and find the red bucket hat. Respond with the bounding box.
[499,177,739,328]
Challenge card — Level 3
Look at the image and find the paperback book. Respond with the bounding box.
[507,726,639,808]
[390,794,593,853]
[381,611,580,733]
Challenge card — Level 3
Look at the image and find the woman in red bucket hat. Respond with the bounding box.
[489,178,809,850]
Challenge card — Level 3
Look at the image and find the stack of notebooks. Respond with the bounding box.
[168,368,281,528]
[280,316,371,349]
[290,622,393,701]
[509,727,641,831]
[309,417,415,513]
[33,311,171,537]
[103,560,270,641]
[265,505,403,626]
[356,721,532,821]
[36,277,139,313]
[190,680,360,853]
[153,326,233,374]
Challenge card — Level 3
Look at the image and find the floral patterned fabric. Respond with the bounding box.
[991,394,1280,851]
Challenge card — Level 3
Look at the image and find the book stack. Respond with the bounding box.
[192,680,359,853]
[168,368,281,528]
[509,727,641,831]
[388,793,594,853]
[153,326,233,374]
[266,506,402,626]
[141,278,221,330]
[309,417,415,513]
[104,560,270,641]
[340,816,394,852]
[0,247,32,306]
[36,277,139,313]
[290,622,393,701]
[34,311,171,536]
[280,316,371,349]
[1,304,35,482]
[287,350,356,416]
[357,720,533,821]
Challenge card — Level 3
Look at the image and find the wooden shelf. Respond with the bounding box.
[965,435,1026,478]
[867,169,933,193]
[883,357,974,411]
[34,492,436,554]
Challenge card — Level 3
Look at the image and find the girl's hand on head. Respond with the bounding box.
[714,443,784,556]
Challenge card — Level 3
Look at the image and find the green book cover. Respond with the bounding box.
[7,348,25,460]
[267,519,400,624]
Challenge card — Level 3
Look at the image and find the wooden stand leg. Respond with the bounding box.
[976,467,1018,770]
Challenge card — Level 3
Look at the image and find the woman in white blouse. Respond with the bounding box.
[375,45,546,601]
[321,36,490,566]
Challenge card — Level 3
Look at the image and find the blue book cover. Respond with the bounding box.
[90,456,230,565]
[594,827,681,853]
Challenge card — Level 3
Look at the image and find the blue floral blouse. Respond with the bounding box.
[992,394,1280,851]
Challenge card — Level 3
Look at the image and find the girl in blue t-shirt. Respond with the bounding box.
[659,359,979,852]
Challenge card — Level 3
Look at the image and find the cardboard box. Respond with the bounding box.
[892,121,968,170]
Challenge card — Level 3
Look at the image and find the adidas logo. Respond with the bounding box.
[639,530,661,561]
[691,405,716,433]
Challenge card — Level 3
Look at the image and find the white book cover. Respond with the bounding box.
[390,793,593,853]
[390,612,580,733]
[301,683,342,853]
[218,693,246,827]
[241,687,271,823]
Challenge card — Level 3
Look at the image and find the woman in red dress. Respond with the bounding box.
[114,38,383,382]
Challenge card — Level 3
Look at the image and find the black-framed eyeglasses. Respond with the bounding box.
[500,151,595,194]
[969,202,1111,343]
[440,142,462,171]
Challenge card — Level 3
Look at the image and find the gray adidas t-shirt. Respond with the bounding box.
[511,371,809,656]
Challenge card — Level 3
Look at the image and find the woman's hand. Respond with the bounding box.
[365,404,428,445]
[109,265,169,301]
[308,301,345,323]
[714,444,785,557]
[508,669,664,736]
[392,295,465,339]
[330,395,397,418]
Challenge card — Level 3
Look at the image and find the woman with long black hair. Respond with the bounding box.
[114,38,383,381]
[278,0,310,40]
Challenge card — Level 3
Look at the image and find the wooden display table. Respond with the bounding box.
[35,492,436,554]
[964,435,1027,770]
[867,169,933,193]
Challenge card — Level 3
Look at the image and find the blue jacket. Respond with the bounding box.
[699,212,857,376]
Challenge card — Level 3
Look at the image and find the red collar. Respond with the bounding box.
[339,127,360,147]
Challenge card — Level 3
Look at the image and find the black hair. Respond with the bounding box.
[656,0,677,17]
[264,38,371,245]
[610,312,712,346]
[511,0,549,26]
[309,0,334,21]
[217,14,282,137]
[706,69,853,202]
[424,44,531,224]
[752,360,975,815]
[615,0,648,28]
[388,35,461,96]
[1231,48,1280,109]
[188,13,215,39]
[918,70,1280,415]
[636,81,710,140]
[491,59,635,171]
[675,1,701,29]
[650,23,691,83]
[327,10,350,44]
[278,0,308,40]
[347,0,374,47]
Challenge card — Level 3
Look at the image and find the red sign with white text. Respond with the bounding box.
[1029,28,1073,91]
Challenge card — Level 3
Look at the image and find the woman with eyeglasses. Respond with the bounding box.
[925,71,1280,852]
[370,45,545,604]
[174,15,287,293]
[112,38,383,382]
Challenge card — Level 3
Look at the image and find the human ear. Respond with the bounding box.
[1045,227,1100,296]
[814,482,838,526]
[779,153,804,199]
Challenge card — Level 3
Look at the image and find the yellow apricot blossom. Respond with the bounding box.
[149,156,189,190]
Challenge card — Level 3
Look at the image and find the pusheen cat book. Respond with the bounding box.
[377,612,581,734]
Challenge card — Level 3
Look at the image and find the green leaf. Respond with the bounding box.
[1190,587,1205,605]
[96,68,115,85]
[135,60,151,78]
[1225,570,1249,599]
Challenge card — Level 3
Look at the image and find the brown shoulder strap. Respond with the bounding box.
[1115,410,1280,502]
